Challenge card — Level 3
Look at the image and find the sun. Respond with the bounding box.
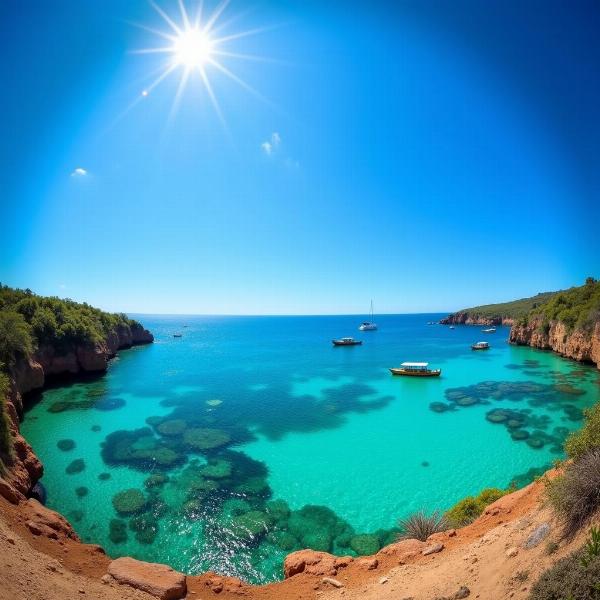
[131,0,273,123]
[172,27,214,68]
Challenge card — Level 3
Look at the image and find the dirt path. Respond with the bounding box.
[0,476,586,600]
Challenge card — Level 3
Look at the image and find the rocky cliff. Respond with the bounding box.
[1,322,153,499]
[510,318,600,369]
[439,312,514,326]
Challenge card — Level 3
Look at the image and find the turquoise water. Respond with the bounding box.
[21,315,600,582]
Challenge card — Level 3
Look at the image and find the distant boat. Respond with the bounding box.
[389,362,441,377]
[471,341,490,350]
[332,337,362,346]
[359,300,377,331]
[482,327,497,333]
[449,325,455,329]
[173,333,183,338]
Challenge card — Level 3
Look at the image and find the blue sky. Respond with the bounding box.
[1,0,599,315]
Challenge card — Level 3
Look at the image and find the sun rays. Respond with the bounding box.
[131,0,273,124]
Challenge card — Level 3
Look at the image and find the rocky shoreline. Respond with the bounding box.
[439,312,514,326]
[510,318,600,370]
[2,322,153,499]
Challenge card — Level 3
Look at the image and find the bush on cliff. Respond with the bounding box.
[538,277,600,332]
[445,487,507,527]
[565,403,600,461]
[0,311,33,366]
[547,450,600,538]
[529,543,600,600]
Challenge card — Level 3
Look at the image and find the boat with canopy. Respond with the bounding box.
[389,362,441,377]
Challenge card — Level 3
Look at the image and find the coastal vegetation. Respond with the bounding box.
[444,488,506,527]
[443,277,600,331]
[397,510,448,541]
[0,284,147,465]
[442,291,558,323]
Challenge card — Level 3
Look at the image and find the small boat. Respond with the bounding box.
[471,341,490,350]
[173,333,183,338]
[359,300,377,331]
[332,337,362,346]
[482,327,497,333]
[449,325,455,329]
[389,362,441,377]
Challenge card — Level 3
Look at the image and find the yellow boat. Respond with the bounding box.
[389,362,441,377]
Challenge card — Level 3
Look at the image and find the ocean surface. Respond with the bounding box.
[21,314,600,583]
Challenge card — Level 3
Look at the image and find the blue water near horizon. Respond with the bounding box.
[21,314,600,582]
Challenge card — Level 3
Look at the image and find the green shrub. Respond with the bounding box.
[0,311,33,366]
[547,450,600,538]
[565,404,600,460]
[529,548,600,600]
[445,488,506,527]
[397,510,448,541]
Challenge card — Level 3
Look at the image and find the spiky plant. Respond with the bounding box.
[397,510,448,542]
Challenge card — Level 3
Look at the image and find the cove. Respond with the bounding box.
[21,314,600,583]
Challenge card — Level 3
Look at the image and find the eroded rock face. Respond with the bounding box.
[107,557,186,600]
[24,498,79,540]
[284,549,353,578]
[440,313,514,326]
[510,319,600,369]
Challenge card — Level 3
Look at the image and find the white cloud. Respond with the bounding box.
[71,167,88,177]
[260,132,299,169]
[261,132,281,155]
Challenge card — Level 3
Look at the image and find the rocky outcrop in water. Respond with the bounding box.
[509,318,600,369]
[439,312,514,326]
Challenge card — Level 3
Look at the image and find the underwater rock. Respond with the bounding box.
[91,425,101,432]
[95,397,126,411]
[455,396,478,407]
[554,383,585,396]
[199,458,232,479]
[430,402,452,413]
[266,499,291,523]
[183,428,231,451]
[48,399,95,413]
[109,519,128,544]
[230,510,274,541]
[526,437,545,449]
[76,486,88,498]
[266,530,298,551]
[486,410,509,424]
[70,509,84,523]
[510,429,530,441]
[112,489,147,515]
[221,498,253,518]
[145,473,169,488]
[234,476,270,498]
[157,419,187,437]
[99,472,111,481]
[182,499,204,519]
[153,448,180,467]
[66,459,85,474]
[57,439,76,451]
[350,534,381,555]
[303,531,333,552]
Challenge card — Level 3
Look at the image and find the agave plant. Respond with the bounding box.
[397,510,449,542]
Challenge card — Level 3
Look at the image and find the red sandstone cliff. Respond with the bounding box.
[1,323,153,499]
[439,312,514,326]
[509,318,600,369]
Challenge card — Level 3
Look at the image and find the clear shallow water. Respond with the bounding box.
[22,314,600,582]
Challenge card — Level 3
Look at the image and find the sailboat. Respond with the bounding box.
[359,300,378,331]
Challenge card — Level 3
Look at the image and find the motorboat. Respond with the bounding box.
[482,327,497,333]
[332,337,362,346]
[471,341,490,350]
[389,362,441,377]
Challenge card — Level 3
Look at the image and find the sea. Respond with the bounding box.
[21,314,600,583]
